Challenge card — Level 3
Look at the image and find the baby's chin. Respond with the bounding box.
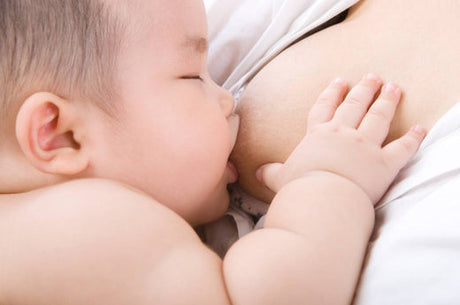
[187,188,230,227]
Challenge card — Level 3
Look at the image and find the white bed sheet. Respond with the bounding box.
[354,102,460,304]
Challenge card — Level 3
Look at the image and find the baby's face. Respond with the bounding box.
[90,0,239,225]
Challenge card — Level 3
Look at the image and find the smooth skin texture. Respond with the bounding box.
[0,0,424,303]
[0,75,424,304]
[232,0,460,203]
[226,77,425,305]
[8,0,239,226]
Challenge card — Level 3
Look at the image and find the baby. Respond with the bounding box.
[0,0,425,304]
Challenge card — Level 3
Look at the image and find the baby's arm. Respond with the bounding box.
[223,75,425,305]
[3,76,424,305]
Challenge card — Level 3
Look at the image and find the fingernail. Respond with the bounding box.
[364,73,381,83]
[411,124,426,137]
[384,82,401,95]
[332,77,346,86]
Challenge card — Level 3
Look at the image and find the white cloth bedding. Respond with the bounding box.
[353,101,460,304]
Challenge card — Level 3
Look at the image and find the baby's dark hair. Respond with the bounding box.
[0,0,125,128]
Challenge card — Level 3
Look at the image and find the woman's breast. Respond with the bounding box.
[232,1,460,202]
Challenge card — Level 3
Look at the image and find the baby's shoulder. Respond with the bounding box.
[1,178,188,230]
[0,179,210,304]
[0,178,200,253]
[2,178,181,221]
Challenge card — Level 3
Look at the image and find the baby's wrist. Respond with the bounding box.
[291,170,372,200]
[267,171,375,236]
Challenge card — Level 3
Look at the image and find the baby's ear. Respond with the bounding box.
[15,92,89,175]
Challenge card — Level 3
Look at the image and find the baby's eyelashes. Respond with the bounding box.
[181,75,204,82]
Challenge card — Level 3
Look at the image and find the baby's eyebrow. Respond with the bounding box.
[182,36,208,54]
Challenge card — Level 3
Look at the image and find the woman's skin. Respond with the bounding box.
[232,0,460,203]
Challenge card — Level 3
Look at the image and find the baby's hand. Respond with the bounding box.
[257,74,426,204]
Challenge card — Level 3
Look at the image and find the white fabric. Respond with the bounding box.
[204,0,359,94]
[354,102,460,304]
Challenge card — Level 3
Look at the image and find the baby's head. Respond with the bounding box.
[0,0,239,226]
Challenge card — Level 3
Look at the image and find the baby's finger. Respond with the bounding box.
[256,163,283,193]
[358,83,402,145]
[307,78,348,128]
[333,73,382,128]
[383,125,426,171]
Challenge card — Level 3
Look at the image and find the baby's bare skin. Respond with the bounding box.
[0,0,428,303]
[0,76,424,304]
[232,0,460,203]
[0,179,227,304]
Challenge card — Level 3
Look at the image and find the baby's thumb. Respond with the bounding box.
[256,163,283,192]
